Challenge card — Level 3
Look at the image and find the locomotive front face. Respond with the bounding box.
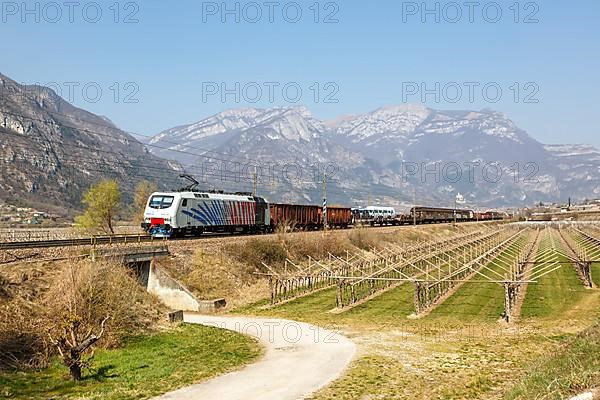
[142,193,179,237]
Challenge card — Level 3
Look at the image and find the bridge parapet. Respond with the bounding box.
[89,245,170,263]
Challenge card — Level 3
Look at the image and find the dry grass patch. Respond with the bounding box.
[0,259,163,372]
[228,239,289,269]
[348,227,379,250]
[157,247,269,308]
[286,231,354,260]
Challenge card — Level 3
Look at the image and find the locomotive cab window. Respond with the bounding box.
[149,196,175,209]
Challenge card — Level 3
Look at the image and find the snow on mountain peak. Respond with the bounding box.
[149,105,324,152]
[329,104,432,142]
[142,104,600,207]
[419,109,525,143]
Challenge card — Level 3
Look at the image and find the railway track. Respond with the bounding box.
[0,220,502,251]
[0,234,157,250]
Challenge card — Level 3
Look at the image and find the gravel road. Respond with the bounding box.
[153,313,356,400]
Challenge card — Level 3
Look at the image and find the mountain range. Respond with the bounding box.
[2,71,599,214]
[147,105,600,208]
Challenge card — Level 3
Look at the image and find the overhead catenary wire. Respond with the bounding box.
[0,109,449,207]
[0,105,335,175]
[0,128,434,206]
[0,110,344,186]
[0,127,336,186]
[4,103,458,206]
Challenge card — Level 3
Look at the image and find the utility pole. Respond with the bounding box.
[252,166,258,197]
[322,171,328,231]
[413,187,417,226]
[453,196,457,227]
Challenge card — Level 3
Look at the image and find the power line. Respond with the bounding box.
[1,137,446,208]
[1,108,434,199]
[0,110,450,207]
[1,102,335,174]
[1,133,334,196]
[0,128,332,186]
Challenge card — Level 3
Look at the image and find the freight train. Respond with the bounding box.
[142,189,504,238]
[141,190,353,238]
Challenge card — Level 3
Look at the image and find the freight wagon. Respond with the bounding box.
[352,206,399,226]
[269,203,352,230]
[410,207,474,223]
[475,211,505,221]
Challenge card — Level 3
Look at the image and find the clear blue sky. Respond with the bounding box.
[1,0,598,146]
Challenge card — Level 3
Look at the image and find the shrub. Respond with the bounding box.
[227,239,289,271]
[348,227,379,250]
[0,297,47,370]
[43,261,156,380]
[0,260,160,376]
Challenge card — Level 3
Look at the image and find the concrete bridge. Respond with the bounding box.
[89,245,225,313]
[89,245,170,264]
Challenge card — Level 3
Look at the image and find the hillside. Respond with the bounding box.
[0,73,181,215]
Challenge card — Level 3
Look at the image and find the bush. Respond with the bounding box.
[43,261,159,380]
[286,232,352,260]
[44,261,152,348]
[0,298,47,370]
[0,260,160,375]
[227,239,289,271]
[348,227,379,250]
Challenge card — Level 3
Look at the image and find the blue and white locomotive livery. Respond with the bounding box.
[141,191,270,237]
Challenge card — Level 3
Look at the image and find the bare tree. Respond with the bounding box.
[48,316,109,380]
[44,261,146,380]
[133,180,157,223]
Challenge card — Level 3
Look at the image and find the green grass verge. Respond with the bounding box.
[504,321,600,400]
[429,238,527,322]
[592,262,600,288]
[237,283,416,330]
[0,324,261,400]
[521,251,588,319]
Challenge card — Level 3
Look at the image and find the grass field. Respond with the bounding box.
[504,320,600,400]
[236,228,600,399]
[0,324,261,400]
[429,237,528,323]
[238,282,417,331]
[521,234,589,319]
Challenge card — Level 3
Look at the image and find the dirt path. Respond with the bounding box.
[154,313,356,400]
